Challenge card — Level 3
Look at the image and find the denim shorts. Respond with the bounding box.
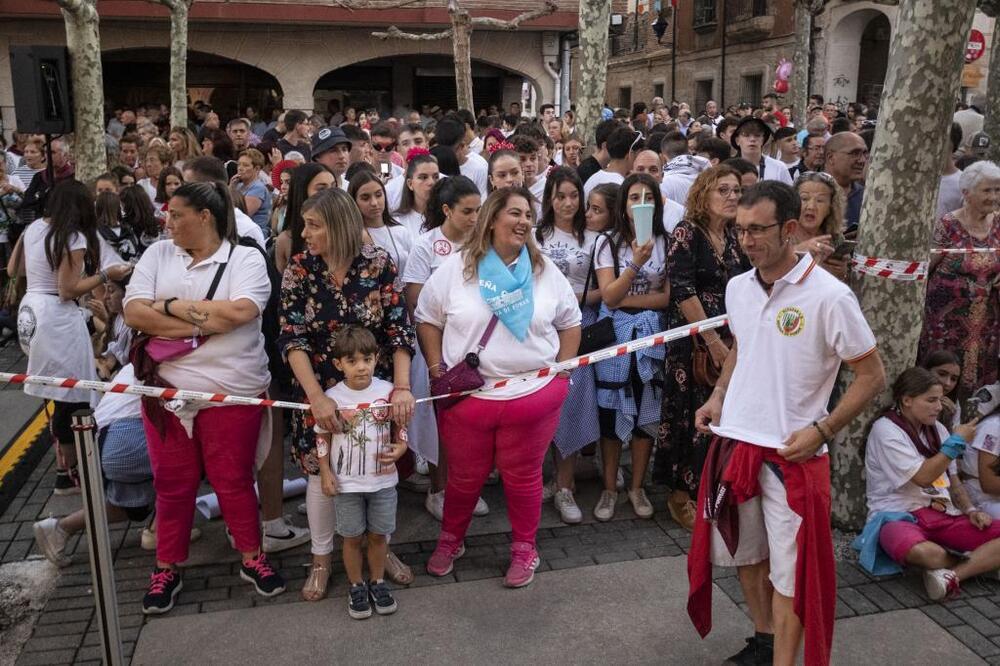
[335,486,397,538]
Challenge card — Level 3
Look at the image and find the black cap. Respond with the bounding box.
[311,126,351,159]
[731,116,773,150]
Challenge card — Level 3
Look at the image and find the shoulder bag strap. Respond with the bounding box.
[580,243,598,307]
[476,315,500,352]
[204,243,236,301]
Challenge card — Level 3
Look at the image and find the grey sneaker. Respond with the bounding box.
[628,488,654,519]
[554,488,583,524]
[33,517,71,567]
[594,490,617,522]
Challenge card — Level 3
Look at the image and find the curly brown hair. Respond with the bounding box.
[683,164,741,232]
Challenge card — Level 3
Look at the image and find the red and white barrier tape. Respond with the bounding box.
[0,314,731,412]
[930,247,1000,254]
[850,253,927,281]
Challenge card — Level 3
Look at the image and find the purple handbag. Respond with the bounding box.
[429,316,499,409]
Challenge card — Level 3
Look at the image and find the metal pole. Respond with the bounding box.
[720,0,728,109]
[72,409,123,666]
[671,6,678,102]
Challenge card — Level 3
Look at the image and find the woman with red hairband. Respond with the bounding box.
[481,129,507,159]
[395,151,439,238]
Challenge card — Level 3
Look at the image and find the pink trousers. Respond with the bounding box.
[437,377,568,545]
[143,403,263,564]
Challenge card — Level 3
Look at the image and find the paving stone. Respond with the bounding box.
[2,538,31,562]
[453,564,502,583]
[835,561,871,587]
[549,524,593,536]
[43,595,96,611]
[592,550,637,565]
[949,626,1000,657]
[921,604,964,628]
[878,579,926,608]
[21,633,82,652]
[0,521,18,541]
[206,575,245,588]
[405,573,456,588]
[75,646,106,662]
[547,555,595,570]
[201,597,254,612]
[636,544,682,559]
[15,649,76,665]
[834,599,855,619]
[970,597,1000,620]
[535,536,582,551]
[464,533,509,546]
[179,587,231,603]
[837,588,878,615]
[13,502,44,522]
[856,583,903,612]
[36,607,94,625]
[29,621,89,638]
[953,606,1000,637]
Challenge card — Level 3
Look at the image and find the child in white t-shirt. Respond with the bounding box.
[315,326,408,620]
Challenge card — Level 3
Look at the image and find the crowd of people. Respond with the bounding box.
[0,89,997,664]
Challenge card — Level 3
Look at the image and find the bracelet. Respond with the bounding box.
[428,363,442,371]
[99,269,109,284]
[163,297,178,317]
[813,420,834,442]
[393,385,411,392]
[626,261,642,274]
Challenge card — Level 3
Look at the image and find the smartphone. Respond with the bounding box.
[830,239,857,260]
[380,162,391,180]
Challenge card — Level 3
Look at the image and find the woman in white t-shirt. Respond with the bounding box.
[11,180,131,493]
[864,367,999,601]
[349,170,413,276]
[123,181,285,614]
[536,167,600,524]
[416,186,580,588]
[959,384,1000,516]
[394,153,439,238]
[402,175,485,520]
[592,172,670,523]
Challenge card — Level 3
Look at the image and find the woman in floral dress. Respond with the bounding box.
[278,188,414,601]
[654,165,749,530]
[920,161,1000,399]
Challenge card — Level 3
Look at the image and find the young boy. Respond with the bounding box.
[315,326,408,620]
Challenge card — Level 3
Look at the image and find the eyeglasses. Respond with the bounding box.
[373,142,397,152]
[734,222,782,239]
[835,148,869,159]
[716,186,742,198]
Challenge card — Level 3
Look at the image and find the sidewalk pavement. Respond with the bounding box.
[2,449,1000,665]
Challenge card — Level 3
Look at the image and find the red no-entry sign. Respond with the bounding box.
[967,29,986,64]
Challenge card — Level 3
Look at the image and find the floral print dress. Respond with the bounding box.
[919,213,1000,398]
[654,221,749,494]
[278,244,415,475]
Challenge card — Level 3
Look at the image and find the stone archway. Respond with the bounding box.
[824,5,894,107]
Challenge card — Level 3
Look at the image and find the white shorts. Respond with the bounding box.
[709,461,802,597]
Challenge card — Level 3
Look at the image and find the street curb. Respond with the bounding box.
[0,404,49,517]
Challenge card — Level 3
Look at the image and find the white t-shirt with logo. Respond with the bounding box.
[865,417,957,520]
[960,414,1000,479]
[315,377,400,493]
[712,254,877,449]
[402,227,461,286]
[594,233,668,295]
[537,227,598,295]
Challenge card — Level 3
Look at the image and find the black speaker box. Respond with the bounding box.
[9,46,73,135]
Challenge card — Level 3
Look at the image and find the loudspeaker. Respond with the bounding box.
[9,46,73,135]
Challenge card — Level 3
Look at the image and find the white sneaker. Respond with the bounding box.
[554,489,583,524]
[616,468,625,491]
[923,568,960,601]
[144,525,202,551]
[628,488,654,519]
[414,453,430,476]
[425,490,445,521]
[263,516,311,553]
[33,517,71,568]
[594,490,617,522]
[473,496,490,517]
[541,480,558,502]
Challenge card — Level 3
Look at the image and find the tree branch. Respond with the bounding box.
[147,0,194,12]
[335,0,426,8]
[372,25,453,40]
[471,0,558,29]
[56,0,97,20]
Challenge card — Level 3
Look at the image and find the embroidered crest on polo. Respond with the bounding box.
[776,306,805,336]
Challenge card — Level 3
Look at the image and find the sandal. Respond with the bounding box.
[301,563,331,602]
[384,549,414,585]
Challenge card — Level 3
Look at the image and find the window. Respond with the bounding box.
[693,0,717,28]
[619,86,632,109]
[739,73,763,108]
[653,83,665,100]
[695,79,714,114]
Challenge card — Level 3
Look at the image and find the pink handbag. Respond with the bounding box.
[143,335,208,363]
[429,316,498,409]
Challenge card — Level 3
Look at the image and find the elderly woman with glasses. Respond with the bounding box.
[791,172,849,280]
[920,160,1000,398]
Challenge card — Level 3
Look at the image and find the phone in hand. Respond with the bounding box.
[380,162,391,181]
[830,239,857,260]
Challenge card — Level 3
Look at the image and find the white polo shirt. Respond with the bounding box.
[124,238,272,397]
[460,152,489,198]
[712,253,877,449]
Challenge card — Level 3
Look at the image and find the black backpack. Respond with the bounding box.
[237,235,291,390]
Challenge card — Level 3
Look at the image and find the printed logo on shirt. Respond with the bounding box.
[982,434,1000,456]
[16,305,36,353]
[433,239,453,256]
[368,398,392,423]
[776,306,805,337]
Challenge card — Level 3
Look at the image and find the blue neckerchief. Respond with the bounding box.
[477,246,534,341]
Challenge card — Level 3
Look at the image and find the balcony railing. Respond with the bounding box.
[726,0,773,40]
[726,0,769,22]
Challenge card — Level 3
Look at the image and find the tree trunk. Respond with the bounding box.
[790,2,812,128]
[450,10,475,112]
[984,18,1000,162]
[830,0,977,530]
[575,0,611,153]
[60,0,106,184]
[168,1,190,129]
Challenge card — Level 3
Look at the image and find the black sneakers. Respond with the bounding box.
[368,579,398,615]
[142,567,183,615]
[239,552,286,597]
[53,468,80,496]
[725,633,774,665]
[348,582,372,620]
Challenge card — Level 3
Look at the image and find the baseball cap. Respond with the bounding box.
[972,383,1000,418]
[311,126,351,159]
[971,131,991,157]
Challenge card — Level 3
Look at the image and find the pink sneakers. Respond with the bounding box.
[504,541,540,588]
[426,533,465,576]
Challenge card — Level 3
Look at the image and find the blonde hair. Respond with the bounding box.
[301,188,363,268]
[794,171,845,239]
[462,187,544,281]
[169,127,202,162]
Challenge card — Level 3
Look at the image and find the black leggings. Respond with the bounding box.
[50,400,91,444]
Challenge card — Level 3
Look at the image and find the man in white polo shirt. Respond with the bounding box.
[687,181,886,666]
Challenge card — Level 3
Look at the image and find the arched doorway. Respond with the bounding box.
[314,55,528,119]
[857,14,891,110]
[102,49,283,121]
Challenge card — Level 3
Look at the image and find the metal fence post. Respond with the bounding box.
[72,409,123,666]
